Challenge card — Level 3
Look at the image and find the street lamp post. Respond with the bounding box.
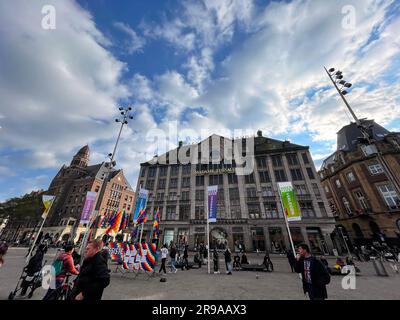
[78,106,134,260]
[324,67,400,197]
[337,226,351,256]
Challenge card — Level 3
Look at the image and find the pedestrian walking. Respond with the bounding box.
[0,241,8,268]
[213,248,220,273]
[295,243,331,300]
[43,243,80,300]
[286,249,296,272]
[224,247,232,275]
[159,244,168,274]
[183,244,189,270]
[72,239,110,301]
[263,252,274,272]
[169,245,177,273]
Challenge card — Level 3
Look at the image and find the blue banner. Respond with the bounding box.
[208,185,218,223]
[132,189,149,223]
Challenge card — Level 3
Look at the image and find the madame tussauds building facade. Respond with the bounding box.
[133,132,336,254]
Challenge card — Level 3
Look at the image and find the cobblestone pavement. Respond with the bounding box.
[1,247,399,300]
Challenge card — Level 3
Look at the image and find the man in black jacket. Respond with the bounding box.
[74,239,110,301]
[295,244,330,300]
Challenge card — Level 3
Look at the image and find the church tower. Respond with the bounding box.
[70,145,90,168]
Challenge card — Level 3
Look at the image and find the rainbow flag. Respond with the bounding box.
[119,210,128,231]
[134,209,148,226]
[105,209,123,235]
[151,208,161,240]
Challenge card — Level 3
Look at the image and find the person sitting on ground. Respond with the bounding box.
[334,258,345,271]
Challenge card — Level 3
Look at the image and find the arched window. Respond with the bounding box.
[352,223,363,239]
[369,221,380,234]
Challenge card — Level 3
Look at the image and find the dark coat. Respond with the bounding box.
[295,256,330,299]
[224,249,232,263]
[74,252,110,300]
[26,250,44,275]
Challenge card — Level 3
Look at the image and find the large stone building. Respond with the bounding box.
[319,121,400,253]
[1,146,135,244]
[135,132,336,254]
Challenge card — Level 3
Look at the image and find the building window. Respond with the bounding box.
[169,192,177,201]
[196,176,204,186]
[158,179,166,189]
[179,205,190,221]
[195,206,204,220]
[346,171,356,183]
[248,204,261,219]
[302,153,310,164]
[209,174,223,185]
[140,167,146,177]
[159,166,168,177]
[181,177,191,188]
[275,170,287,182]
[170,165,179,176]
[264,202,278,218]
[246,187,257,199]
[169,178,178,189]
[290,169,303,181]
[271,155,283,167]
[229,188,240,201]
[181,191,190,201]
[146,179,155,190]
[148,167,156,177]
[259,171,270,183]
[156,192,164,201]
[286,153,299,166]
[244,173,255,184]
[377,184,400,208]
[299,202,315,218]
[195,190,204,202]
[182,164,191,175]
[368,164,383,175]
[228,173,238,184]
[342,197,352,214]
[306,168,315,180]
[256,157,268,168]
[262,186,274,197]
[295,184,308,195]
[166,206,176,220]
[312,183,320,196]
[355,191,369,210]
[335,179,341,188]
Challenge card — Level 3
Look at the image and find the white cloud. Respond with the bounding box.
[113,22,146,54]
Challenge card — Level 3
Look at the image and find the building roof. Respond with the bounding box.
[141,133,308,165]
[336,120,389,152]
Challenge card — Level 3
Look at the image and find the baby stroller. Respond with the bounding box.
[8,244,47,300]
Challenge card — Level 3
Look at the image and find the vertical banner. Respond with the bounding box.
[41,195,55,219]
[132,188,149,222]
[207,185,218,223]
[80,191,97,224]
[277,182,301,222]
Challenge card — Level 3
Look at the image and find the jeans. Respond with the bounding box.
[170,258,177,272]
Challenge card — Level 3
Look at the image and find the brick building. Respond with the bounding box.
[319,121,400,253]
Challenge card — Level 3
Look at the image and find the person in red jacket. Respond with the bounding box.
[43,243,79,300]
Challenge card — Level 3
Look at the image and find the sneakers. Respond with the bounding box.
[174,269,178,273]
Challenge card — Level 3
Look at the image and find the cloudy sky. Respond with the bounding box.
[0,0,399,201]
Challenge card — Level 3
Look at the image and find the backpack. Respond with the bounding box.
[52,258,64,277]
[317,259,331,285]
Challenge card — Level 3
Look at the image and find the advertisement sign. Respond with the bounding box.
[277,182,301,222]
[132,188,149,222]
[207,185,218,223]
[79,191,97,224]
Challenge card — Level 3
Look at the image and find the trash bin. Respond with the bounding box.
[371,258,389,276]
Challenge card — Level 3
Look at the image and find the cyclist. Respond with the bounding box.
[43,243,79,300]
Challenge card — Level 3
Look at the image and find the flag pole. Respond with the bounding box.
[26,198,55,262]
[206,201,210,275]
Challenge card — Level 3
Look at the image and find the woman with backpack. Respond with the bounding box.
[42,243,79,300]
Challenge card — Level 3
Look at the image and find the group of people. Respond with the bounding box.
[21,239,110,300]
